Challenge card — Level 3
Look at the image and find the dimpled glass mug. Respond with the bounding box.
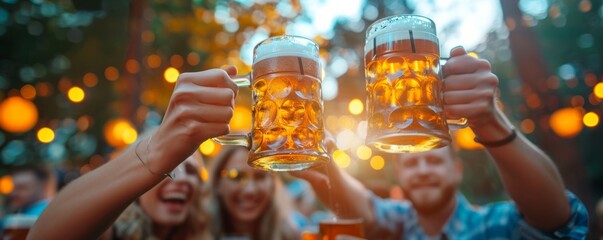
[214,35,329,171]
[364,15,467,153]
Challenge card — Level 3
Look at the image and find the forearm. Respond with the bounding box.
[28,138,165,239]
[305,162,375,226]
[472,108,570,231]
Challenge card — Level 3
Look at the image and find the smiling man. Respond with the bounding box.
[294,47,589,239]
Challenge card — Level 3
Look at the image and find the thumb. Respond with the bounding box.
[449,46,467,57]
[222,65,238,76]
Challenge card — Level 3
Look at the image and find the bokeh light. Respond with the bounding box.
[104,66,119,81]
[20,84,36,99]
[348,98,364,115]
[455,127,483,150]
[199,140,221,157]
[356,145,372,160]
[594,82,603,99]
[230,106,252,132]
[37,127,55,143]
[583,112,599,127]
[0,97,38,133]
[147,54,162,69]
[164,67,180,83]
[67,86,85,103]
[125,59,140,74]
[550,108,583,138]
[369,155,385,170]
[520,119,536,134]
[104,119,138,148]
[333,150,351,168]
[0,176,14,195]
[83,73,98,87]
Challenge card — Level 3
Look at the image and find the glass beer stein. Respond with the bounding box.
[214,35,329,171]
[364,15,467,153]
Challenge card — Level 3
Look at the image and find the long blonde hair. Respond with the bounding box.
[206,146,299,240]
[113,131,211,240]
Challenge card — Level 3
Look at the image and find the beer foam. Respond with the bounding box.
[365,15,439,55]
[254,36,319,63]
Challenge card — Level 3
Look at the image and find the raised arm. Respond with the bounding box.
[28,67,238,240]
[442,47,570,231]
[291,141,376,229]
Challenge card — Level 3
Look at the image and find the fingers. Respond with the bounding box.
[443,89,496,105]
[442,46,491,78]
[177,68,239,98]
[449,45,467,57]
[444,102,493,120]
[443,72,498,91]
[222,65,238,76]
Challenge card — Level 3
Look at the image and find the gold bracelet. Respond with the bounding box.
[134,138,174,179]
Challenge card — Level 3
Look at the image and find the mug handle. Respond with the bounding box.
[212,74,252,147]
[440,58,468,130]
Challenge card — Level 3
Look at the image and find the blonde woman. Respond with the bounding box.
[28,67,238,239]
[207,146,299,240]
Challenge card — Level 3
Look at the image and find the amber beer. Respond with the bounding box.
[319,219,365,240]
[364,15,465,153]
[216,36,329,171]
[1,215,36,240]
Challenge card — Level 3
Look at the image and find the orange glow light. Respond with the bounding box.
[520,119,535,134]
[0,176,14,195]
[164,67,180,83]
[583,112,599,127]
[126,59,140,74]
[333,150,351,168]
[20,84,36,100]
[104,66,119,81]
[454,127,483,150]
[230,106,252,132]
[67,87,85,103]
[83,73,98,87]
[37,127,55,143]
[170,55,184,68]
[104,119,138,148]
[348,98,364,115]
[147,54,162,69]
[594,82,603,99]
[550,108,583,138]
[0,97,38,133]
[370,155,385,170]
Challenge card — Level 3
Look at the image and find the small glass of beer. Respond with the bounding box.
[364,15,467,153]
[318,218,365,240]
[214,35,329,172]
[1,214,37,240]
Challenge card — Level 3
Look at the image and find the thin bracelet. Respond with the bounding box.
[474,128,517,148]
[134,138,174,179]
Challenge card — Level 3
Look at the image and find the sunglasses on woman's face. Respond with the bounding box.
[220,168,271,186]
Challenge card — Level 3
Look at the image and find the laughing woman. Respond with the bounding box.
[207,146,299,240]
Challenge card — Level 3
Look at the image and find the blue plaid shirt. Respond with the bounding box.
[368,191,588,239]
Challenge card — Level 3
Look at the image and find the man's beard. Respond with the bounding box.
[403,184,456,215]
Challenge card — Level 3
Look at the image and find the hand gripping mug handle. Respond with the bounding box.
[440,58,468,130]
[211,74,252,147]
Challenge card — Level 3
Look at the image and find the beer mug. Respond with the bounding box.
[364,15,467,153]
[214,35,329,172]
[1,214,37,240]
[319,219,365,240]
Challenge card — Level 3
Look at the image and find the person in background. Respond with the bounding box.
[28,66,239,239]
[6,165,56,217]
[99,150,210,240]
[293,47,589,239]
[206,145,299,240]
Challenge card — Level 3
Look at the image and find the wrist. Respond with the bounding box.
[471,110,516,147]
